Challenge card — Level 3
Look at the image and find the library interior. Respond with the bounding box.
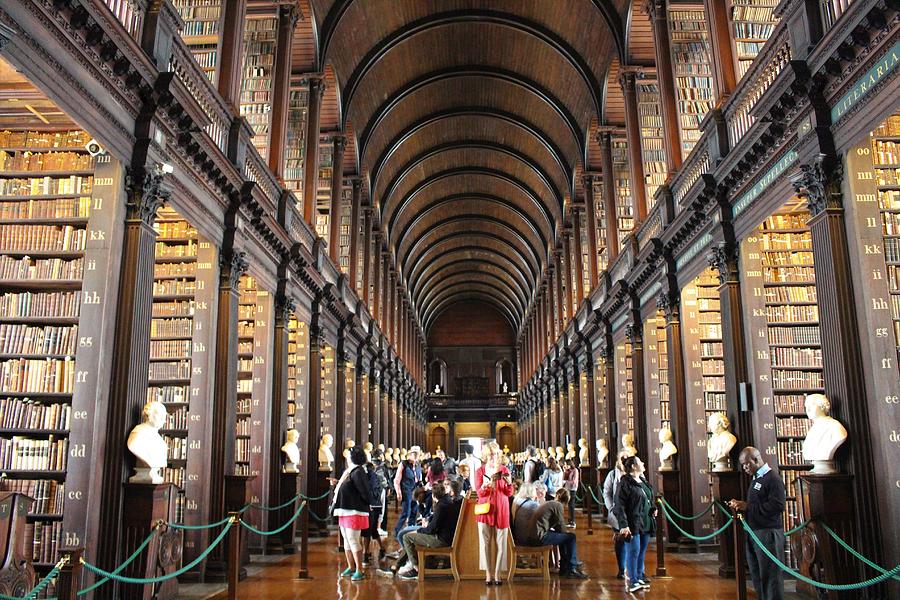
[0,0,897,598]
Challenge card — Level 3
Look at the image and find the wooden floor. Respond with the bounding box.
[197,508,801,600]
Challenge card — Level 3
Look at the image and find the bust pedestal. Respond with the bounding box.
[0,492,35,599]
[711,470,742,578]
[122,483,182,600]
[796,474,856,600]
[265,473,301,555]
[656,470,682,551]
[310,470,333,538]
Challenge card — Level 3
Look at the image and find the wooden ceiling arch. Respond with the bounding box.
[422,283,522,330]
[410,254,533,307]
[406,236,540,288]
[419,272,526,317]
[425,294,519,334]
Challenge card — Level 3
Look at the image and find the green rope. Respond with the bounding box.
[248,493,302,512]
[300,490,331,501]
[658,497,715,521]
[168,515,233,530]
[785,520,809,536]
[820,522,900,582]
[579,482,602,506]
[240,502,306,536]
[76,526,160,596]
[0,562,62,600]
[659,500,734,541]
[740,517,900,590]
[307,507,332,522]
[81,519,233,585]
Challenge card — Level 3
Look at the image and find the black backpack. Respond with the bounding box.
[529,459,545,483]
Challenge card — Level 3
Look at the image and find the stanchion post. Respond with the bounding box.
[733,511,747,600]
[57,548,83,600]
[227,513,241,600]
[656,497,667,577]
[297,507,311,579]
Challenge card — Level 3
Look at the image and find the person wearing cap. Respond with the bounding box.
[393,446,423,538]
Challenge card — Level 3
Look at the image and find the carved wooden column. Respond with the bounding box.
[215,0,247,109]
[265,293,294,548]
[268,4,298,176]
[598,130,623,255]
[571,366,583,443]
[301,78,325,225]
[645,0,683,173]
[372,234,382,317]
[305,311,327,534]
[556,249,567,332]
[348,179,362,291]
[626,322,649,456]
[617,76,649,222]
[703,0,738,101]
[361,207,373,306]
[333,332,348,460]
[559,372,570,445]
[601,340,617,451]
[582,352,599,489]
[95,168,167,596]
[792,156,883,569]
[328,136,347,263]
[561,233,574,320]
[571,213,585,303]
[582,175,600,287]
[381,254,390,327]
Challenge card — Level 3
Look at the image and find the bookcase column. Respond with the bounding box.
[381,254,390,327]
[361,207,373,306]
[348,178,362,291]
[372,236,382,317]
[792,157,883,567]
[556,249,567,331]
[559,373,570,445]
[598,130,623,254]
[334,337,347,460]
[571,369,583,443]
[216,0,247,109]
[582,175,600,287]
[645,0,683,173]
[582,357,599,487]
[328,136,347,263]
[571,213,585,303]
[265,293,293,546]
[625,323,649,456]
[301,78,325,225]
[561,233,574,319]
[95,169,168,595]
[703,0,738,99]
[368,370,380,445]
[267,4,299,177]
[616,76,649,223]
[600,342,617,451]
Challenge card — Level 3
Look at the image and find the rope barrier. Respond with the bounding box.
[658,497,715,521]
[307,507,332,523]
[247,493,302,512]
[658,500,734,541]
[0,556,67,600]
[300,490,331,501]
[739,516,900,590]
[819,522,900,582]
[81,518,234,585]
[167,515,233,530]
[76,523,162,596]
[239,502,306,536]
[580,482,602,506]
[785,520,809,536]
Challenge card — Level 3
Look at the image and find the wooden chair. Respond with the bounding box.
[507,536,553,580]
[416,503,465,581]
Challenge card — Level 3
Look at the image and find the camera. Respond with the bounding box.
[84,138,104,157]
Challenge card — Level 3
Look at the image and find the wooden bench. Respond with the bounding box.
[507,536,553,580]
[416,499,465,581]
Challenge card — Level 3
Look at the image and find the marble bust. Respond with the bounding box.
[802,394,848,474]
[318,433,335,472]
[363,441,374,463]
[343,439,356,468]
[127,401,169,484]
[658,427,677,471]
[555,446,565,462]
[539,448,549,462]
[565,443,576,461]
[502,444,510,455]
[621,433,638,458]
[578,438,589,467]
[707,412,737,471]
[434,384,440,394]
[282,429,301,473]
[502,382,508,393]
[595,439,609,468]
[384,447,394,465]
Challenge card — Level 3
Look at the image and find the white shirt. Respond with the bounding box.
[461,455,482,491]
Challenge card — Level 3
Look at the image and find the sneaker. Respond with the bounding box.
[351,571,365,582]
[616,571,625,580]
[627,582,643,593]
[340,567,354,578]
[566,522,576,529]
[375,568,394,578]
[398,569,418,580]
[561,569,589,579]
[638,578,651,589]
[378,528,388,537]
[398,564,415,576]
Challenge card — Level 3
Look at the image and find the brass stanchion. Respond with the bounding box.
[227,513,241,600]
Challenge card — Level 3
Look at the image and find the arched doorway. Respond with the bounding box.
[498,425,516,453]
[429,426,448,453]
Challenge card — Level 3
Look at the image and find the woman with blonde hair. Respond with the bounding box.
[474,441,513,585]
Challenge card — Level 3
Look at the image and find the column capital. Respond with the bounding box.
[278,3,301,27]
[790,153,843,217]
[125,166,170,225]
[307,75,326,98]
[220,250,249,291]
[656,289,680,321]
[332,134,348,153]
[707,241,740,285]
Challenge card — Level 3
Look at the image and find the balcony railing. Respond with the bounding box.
[426,394,518,409]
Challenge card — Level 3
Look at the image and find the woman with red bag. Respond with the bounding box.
[474,441,513,585]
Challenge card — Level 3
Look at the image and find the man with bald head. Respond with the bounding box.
[727,446,786,600]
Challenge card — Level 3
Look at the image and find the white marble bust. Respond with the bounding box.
[363,441,373,463]
[502,444,510,456]
[621,433,638,458]
[802,394,848,474]
[595,439,609,468]
[547,447,557,460]
[707,412,737,471]
[127,400,169,484]
[565,443,576,461]
[318,433,335,472]
[282,429,301,473]
[658,427,678,471]
[343,439,356,468]
[539,448,549,462]
[384,447,394,465]
[555,446,565,462]
[434,384,440,394]
[502,382,508,393]
[578,438,589,467]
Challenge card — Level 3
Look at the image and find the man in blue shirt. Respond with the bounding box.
[728,446,786,600]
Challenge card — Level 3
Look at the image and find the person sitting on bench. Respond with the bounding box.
[521,487,588,579]
[397,479,464,580]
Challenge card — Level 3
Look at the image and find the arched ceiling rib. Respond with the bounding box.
[304,0,629,338]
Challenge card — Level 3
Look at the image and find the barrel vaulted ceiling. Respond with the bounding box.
[297,0,636,335]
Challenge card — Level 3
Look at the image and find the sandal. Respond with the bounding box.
[340,567,354,578]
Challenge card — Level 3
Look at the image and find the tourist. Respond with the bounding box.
[603,450,630,579]
[362,455,388,567]
[423,457,446,518]
[541,457,564,501]
[457,462,472,493]
[460,443,482,491]
[522,445,539,482]
[438,448,457,475]
[563,458,580,528]
[475,441,513,585]
[332,446,372,581]
[393,445,423,537]
[534,481,547,503]
[728,447,786,600]
[398,479,464,580]
[613,455,656,593]
[372,448,392,535]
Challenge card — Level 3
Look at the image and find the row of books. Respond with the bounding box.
[154,262,196,278]
[0,291,81,318]
[879,189,900,210]
[0,256,83,281]
[759,233,812,250]
[701,341,723,356]
[148,385,189,404]
[149,339,191,359]
[27,521,62,564]
[766,304,818,321]
[165,407,188,430]
[762,214,810,230]
[775,394,808,414]
[155,221,198,239]
[0,324,78,356]
[763,266,815,282]
[0,151,93,173]
[770,346,822,367]
[190,48,218,73]
[148,361,191,381]
[873,115,900,137]
[152,279,196,296]
[0,478,64,514]
[236,417,250,436]
[873,167,900,186]
[165,435,187,461]
[0,358,74,394]
[772,369,824,389]
[150,317,193,338]
[0,176,92,197]
[768,325,821,345]
[0,397,70,430]
[152,300,193,318]
[776,440,810,466]
[181,20,220,37]
[0,224,86,252]
[880,212,900,235]
[776,417,812,437]
[872,140,899,166]
[0,130,91,149]
[703,375,725,391]
[765,286,817,303]
[235,438,251,463]
[763,250,814,265]
[154,240,197,258]
[0,435,68,470]
[0,197,90,220]
[163,466,184,488]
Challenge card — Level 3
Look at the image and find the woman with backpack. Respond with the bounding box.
[362,450,388,567]
[603,450,630,579]
[613,455,657,593]
[332,446,372,581]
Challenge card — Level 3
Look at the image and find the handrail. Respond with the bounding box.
[671,143,711,207]
[169,42,231,155]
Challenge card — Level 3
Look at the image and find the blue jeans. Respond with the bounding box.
[394,492,419,537]
[541,531,579,573]
[623,532,650,583]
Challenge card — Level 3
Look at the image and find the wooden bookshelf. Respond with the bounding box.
[643,313,670,474]
[591,178,609,272]
[172,0,223,83]
[338,179,353,273]
[284,87,309,200]
[240,16,277,161]
[635,81,667,205]
[315,141,334,242]
[293,319,309,483]
[320,344,336,440]
[729,0,779,78]
[612,138,636,247]
[615,339,635,442]
[668,5,715,156]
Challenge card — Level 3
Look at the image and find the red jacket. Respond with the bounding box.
[475,464,513,529]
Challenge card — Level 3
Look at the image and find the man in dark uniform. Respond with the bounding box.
[728,446,786,600]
